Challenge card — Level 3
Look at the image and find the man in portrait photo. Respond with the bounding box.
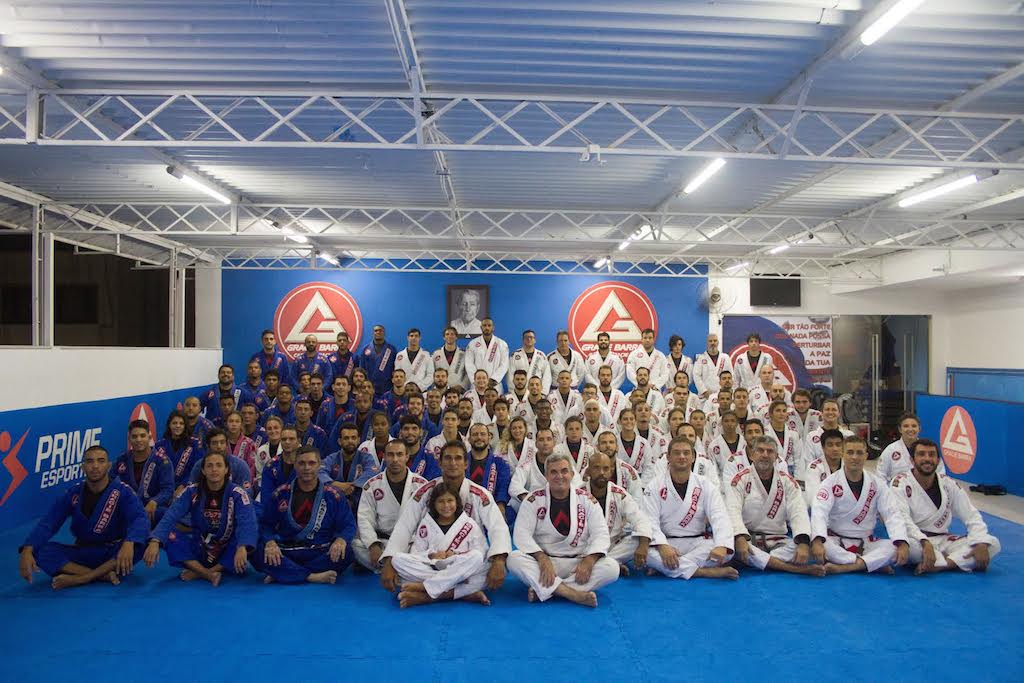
[449,286,487,337]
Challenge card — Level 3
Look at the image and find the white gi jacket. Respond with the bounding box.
[513,485,610,558]
[810,469,907,542]
[586,480,653,543]
[432,346,467,390]
[584,351,625,390]
[626,347,670,390]
[643,470,734,548]
[358,471,429,549]
[465,335,510,387]
[507,348,552,393]
[889,471,997,547]
[383,476,511,560]
[726,467,810,539]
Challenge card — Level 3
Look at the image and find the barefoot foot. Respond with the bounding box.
[461,591,490,606]
[307,570,338,585]
[398,590,433,608]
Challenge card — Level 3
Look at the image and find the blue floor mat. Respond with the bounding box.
[1,513,1022,682]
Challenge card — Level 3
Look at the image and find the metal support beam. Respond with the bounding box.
[168,249,186,348]
[31,205,54,346]
[0,89,1019,170]
[0,179,216,264]
[34,203,1024,258]
[0,49,238,201]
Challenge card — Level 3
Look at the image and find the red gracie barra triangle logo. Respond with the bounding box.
[940,406,976,475]
[274,282,363,361]
[568,282,658,361]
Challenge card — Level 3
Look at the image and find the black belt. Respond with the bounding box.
[667,533,709,539]
[923,530,947,538]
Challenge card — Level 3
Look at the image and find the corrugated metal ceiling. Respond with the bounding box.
[0,0,1020,265]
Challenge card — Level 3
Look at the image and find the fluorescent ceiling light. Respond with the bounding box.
[593,257,608,269]
[898,174,978,208]
[280,226,309,244]
[860,0,926,46]
[683,158,726,194]
[319,253,339,266]
[725,261,749,272]
[166,166,231,205]
[769,244,791,254]
[617,240,630,251]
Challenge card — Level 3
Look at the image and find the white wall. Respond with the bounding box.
[932,280,1024,381]
[194,268,222,348]
[0,347,223,412]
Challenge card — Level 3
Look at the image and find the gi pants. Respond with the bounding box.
[507,550,619,601]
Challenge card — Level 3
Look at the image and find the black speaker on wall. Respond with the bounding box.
[749,277,801,307]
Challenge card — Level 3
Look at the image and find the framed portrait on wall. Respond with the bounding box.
[447,285,489,338]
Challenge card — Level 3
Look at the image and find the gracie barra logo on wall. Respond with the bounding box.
[273,282,363,361]
[940,406,977,475]
[568,281,658,360]
[727,343,797,389]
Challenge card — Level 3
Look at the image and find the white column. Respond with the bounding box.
[31,205,54,347]
[168,249,186,348]
[194,266,222,349]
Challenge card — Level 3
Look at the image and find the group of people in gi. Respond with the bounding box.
[18,321,1000,606]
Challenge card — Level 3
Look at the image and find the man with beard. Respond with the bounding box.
[381,441,511,593]
[694,333,732,400]
[19,446,148,590]
[465,318,510,390]
[398,415,440,480]
[584,332,625,390]
[596,366,628,423]
[251,329,292,389]
[548,330,587,389]
[292,334,333,392]
[432,326,468,389]
[727,437,823,576]
[359,324,398,396]
[328,330,357,384]
[353,440,428,572]
[891,439,1000,574]
[585,451,651,575]
[465,423,511,515]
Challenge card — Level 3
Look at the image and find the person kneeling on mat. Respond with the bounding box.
[144,451,257,586]
[20,445,148,590]
[255,446,356,585]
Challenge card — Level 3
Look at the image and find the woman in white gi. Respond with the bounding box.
[390,483,490,608]
[877,412,945,481]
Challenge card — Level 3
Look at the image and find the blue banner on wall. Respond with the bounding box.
[222,270,709,388]
[0,386,205,530]
[722,314,832,392]
[917,394,1024,496]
